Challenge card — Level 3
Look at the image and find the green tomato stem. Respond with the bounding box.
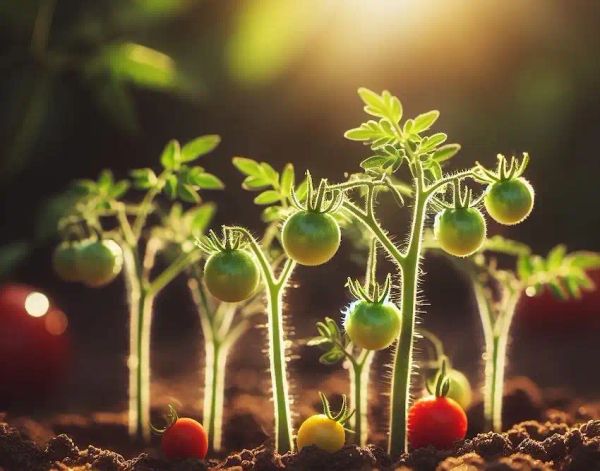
[349,350,374,446]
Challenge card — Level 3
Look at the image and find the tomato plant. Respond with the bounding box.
[153,405,208,460]
[54,135,223,441]
[408,361,467,450]
[297,393,354,453]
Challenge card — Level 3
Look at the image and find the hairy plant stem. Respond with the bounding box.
[230,227,296,453]
[472,275,522,432]
[348,350,375,446]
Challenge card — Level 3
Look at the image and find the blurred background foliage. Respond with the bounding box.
[1,0,600,410]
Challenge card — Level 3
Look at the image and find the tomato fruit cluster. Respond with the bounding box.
[282,211,340,266]
[344,300,401,350]
[53,239,123,287]
[434,208,486,258]
[204,249,260,302]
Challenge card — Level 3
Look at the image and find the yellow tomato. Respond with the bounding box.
[296,414,345,453]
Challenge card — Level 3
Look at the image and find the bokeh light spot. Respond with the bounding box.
[24,292,50,317]
[45,310,68,336]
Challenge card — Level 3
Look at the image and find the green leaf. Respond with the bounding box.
[412,110,440,133]
[357,88,402,123]
[547,245,567,271]
[161,139,181,170]
[280,164,295,198]
[569,251,600,270]
[261,205,286,223]
[130,168,158,189]
[233,157,262,176]
[432,144,461,162]
[344,120,397,147]
[242,175,271,190]
[260,162,279,186]
[426,160,443,180]
[190,203,216,236]
[98,170,114,189]
[164,174,178,199]
[109,180,130,199]
[181,135,221,162]
[186,168,224,189]
[178,183,201,203]
[360,155,388,169]
[319,349,345,365]
[420,133,447,153]
[517,255,534,280]
[254,190,281,205]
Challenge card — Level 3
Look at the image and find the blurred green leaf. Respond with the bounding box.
[131,168,158,189]
[187,170,224,190]
[177,183,200,203]
[233,157,262,176]
[254,190,281,205]
[357,88,402,123]
[280,164,295,198]
[161,139,180,170]
[181,135,221,162]
[0,242,31,278]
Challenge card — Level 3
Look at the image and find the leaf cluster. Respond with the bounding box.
[307,317,349,365]
[233,157,307,222]
[153,203,216,245]
[518,245,600,299]
[344,88,461,180]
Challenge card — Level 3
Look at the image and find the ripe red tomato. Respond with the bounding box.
[161,417,208,460]
[408,396,467,449]
[0,284,70,406]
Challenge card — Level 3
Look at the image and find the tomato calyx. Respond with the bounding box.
[473,152,530,184]
[426,358,452,399]
[290,171,344,215]
[346,272,392,305]
[197,227,246,254]
[319,392,355,433]
[150,404,179,435]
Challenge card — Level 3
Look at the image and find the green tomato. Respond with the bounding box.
[204,249,260,302]
[433,207,486,258]
[53,242,83,282]
[446,369,473,410]
[296,414,345,453]
[344,300,401,351]
[78,239,124,288]
[282,211,340,266]
[484,178,534,225]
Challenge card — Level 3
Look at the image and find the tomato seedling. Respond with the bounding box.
[325,88,531,456]
[54,136,223,441]
[152,405,208,460]
[297,393,354,453]
[408,360,467,450]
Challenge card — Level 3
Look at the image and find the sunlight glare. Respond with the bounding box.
[24,292,50,318]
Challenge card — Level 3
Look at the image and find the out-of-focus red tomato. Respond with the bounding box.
[517,269,600,332]
[0,283,70,406]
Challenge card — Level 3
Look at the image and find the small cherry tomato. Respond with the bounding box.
[484,177,534,225]
[408,396,467,449]
[297,414,345,453]
[53,242,83,282]
[446,369,473,410]
[434,207,486,257]
[161,417,208,460]
[282,211,340,266]
[344,300,401,350]
[77,239,124,287]
[204,249,260,302]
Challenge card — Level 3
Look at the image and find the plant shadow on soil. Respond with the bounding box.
[3,378,600,470]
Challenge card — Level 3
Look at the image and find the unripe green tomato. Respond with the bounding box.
[53,242,83,282]
[282,211,340,266]
[296,414,345,453]
[484,178,534,225]
[446,369,473,410]
[433,207,486,258]
[77,239,124,288]
[204,249,260,303]
[344,300,401,351]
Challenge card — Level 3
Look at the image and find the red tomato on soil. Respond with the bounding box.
[408,396,467,449]
[161,418,208,460]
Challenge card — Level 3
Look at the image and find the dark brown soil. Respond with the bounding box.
[3,413,600,470]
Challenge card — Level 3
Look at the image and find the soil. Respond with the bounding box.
[3,379,600,471]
